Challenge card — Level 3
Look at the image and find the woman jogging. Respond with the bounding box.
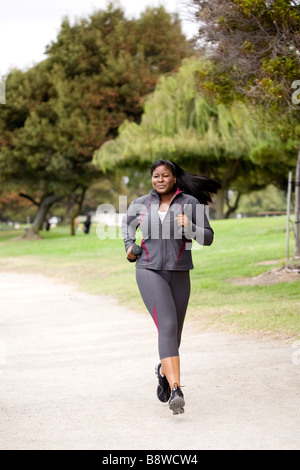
[122,160,220,415]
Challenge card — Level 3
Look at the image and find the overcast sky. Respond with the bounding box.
[0,0,198,78]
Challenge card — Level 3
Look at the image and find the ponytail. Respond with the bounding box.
[150,160,221,205]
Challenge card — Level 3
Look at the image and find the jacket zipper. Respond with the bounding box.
[157,191,182,269]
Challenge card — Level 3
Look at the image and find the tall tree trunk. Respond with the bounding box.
[225,191,241,219]
[294,146,300,259]
[62,196,75,225]
[20,193,63,239]
[211,160,241,219]
[215,189,226,219]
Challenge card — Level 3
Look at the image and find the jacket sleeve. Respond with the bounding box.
[179,200,214,246]
[121,199,140,252]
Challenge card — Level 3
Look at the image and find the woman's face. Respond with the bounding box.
[152,165,176,196]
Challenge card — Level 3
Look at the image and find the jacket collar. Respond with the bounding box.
[150,187,183,200]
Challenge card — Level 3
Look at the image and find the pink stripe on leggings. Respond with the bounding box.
[153,305,159,331]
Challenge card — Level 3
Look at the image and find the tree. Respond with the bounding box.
[0,4,191,238]
[93,57,284,218]
[0,63,65,238]
[192,0,299,97]
[191,0,300,252]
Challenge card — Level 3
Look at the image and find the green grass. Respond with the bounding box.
[0,216,299,339]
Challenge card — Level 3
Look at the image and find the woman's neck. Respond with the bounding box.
[159,190,176,204]
[158,189,176,211]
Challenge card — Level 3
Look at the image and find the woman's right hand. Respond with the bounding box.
[127,245,138,261]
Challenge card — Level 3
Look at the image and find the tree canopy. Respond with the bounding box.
[190,0,300,159]
[192,0,300,106]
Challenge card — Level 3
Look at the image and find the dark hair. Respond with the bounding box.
[150,160,221,205]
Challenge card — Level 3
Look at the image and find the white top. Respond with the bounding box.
[158,210,167,223]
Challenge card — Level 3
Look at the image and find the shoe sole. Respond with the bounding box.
[169,396,185,415]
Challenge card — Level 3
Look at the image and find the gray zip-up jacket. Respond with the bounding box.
[122,188,214,271]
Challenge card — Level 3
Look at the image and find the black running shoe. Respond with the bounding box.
[155,363,171,403]
[169,384,185,415]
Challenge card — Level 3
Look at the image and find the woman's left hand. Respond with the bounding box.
[176,214,190,229]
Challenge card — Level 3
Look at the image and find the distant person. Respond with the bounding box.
[84,214,92,234]
[122,160,220,415]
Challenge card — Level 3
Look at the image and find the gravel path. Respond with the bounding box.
[0,272,299,450]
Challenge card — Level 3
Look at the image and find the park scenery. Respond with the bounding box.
[0,1,300,451]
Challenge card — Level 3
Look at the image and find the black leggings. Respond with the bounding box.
[136,269,191,359]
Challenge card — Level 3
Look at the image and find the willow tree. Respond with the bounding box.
[93,58,281,218]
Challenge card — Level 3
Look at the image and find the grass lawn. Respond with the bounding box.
[0,216,299,339]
